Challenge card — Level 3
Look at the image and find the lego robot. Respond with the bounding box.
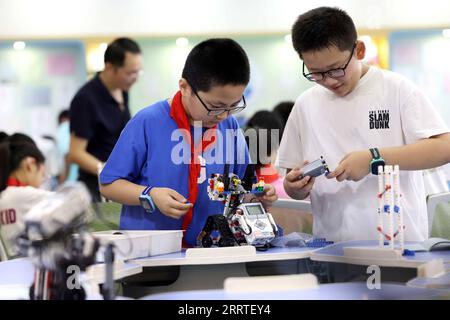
[198,164,278,249]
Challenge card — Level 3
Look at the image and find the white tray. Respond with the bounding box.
[93,230,183,262]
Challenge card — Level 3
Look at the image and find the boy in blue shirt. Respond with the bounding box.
[100,38,277,246]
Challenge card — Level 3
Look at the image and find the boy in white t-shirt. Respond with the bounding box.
[277,7,450,242]
[0,134,51,258]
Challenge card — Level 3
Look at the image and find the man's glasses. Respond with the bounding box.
[192,88,246,117]
[303,44,356,82]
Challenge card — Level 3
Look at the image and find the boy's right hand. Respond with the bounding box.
[150,188,193,219]
[283,161,316,200]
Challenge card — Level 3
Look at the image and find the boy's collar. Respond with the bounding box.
[7,177,27,187]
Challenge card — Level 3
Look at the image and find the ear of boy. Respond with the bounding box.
[179,78,191,96]
[23,157,37,173]
[355,40,366,61]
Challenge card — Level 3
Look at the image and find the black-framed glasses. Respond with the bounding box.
[302,44,356,82]
[192,88,246,116]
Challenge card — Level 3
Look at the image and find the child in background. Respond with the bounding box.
[244,110,289,199]
[0,133,52,258]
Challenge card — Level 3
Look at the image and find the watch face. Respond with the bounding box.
[140,195,154,212]
[371,161,385,175]
[142,201,151,210]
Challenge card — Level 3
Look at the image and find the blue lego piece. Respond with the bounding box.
[402,249,415,257]
[394,206,400,213]
[252,190,264,195]
[383,205,390,213]
[306,238,334,248]
[384,241,389,246]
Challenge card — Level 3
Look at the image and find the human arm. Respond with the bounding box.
[100,179,192,219]
[68,94,102,175]
[68,134,102,176]
[282,161,316,200]
[243,183,278,206]
[327,133,450,182]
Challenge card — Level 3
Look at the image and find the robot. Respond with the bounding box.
[376,165,406,253]
[198,164,279,249]
[343,165,414,260]
[17,183,109,300]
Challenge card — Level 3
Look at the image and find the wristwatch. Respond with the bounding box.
[369,148,385,175]
[139,186,156,213]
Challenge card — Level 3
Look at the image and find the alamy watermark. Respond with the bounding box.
[366,265,381,290]
[170,121,281,175]
[66,265,81,290]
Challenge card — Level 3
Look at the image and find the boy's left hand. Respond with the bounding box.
[258,183,278,203]
[327,150,372,182]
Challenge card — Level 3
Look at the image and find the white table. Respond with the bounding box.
[141,282,449,300]
[0,258,142,300]
[310,240,450,268]
[407,262,450,290]
[127,246,316,295]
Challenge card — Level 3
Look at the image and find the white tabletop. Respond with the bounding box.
[130,246,316,267]
[407,262,450,289]
[82,261,142,284]
[310,240,450,268]
[0,257,142,300]
[141,282,449,300]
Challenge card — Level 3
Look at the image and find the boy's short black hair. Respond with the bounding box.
[104,37,141,67]
[182,38,250,92]
[291,7,357,57]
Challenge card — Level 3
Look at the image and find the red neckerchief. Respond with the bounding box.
[6,177,27,187]
[256,164,280,184]
[169,91,217,245]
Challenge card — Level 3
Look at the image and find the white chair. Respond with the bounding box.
[270,199,312,212]
[224,274,318,293]
[0,257,35,300]
[426,191,450,237]
[268,199,313,235]
[0,257,34,285]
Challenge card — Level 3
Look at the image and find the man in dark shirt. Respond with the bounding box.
[69,38,142,201]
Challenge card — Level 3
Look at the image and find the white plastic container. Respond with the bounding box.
[93,230,183,262]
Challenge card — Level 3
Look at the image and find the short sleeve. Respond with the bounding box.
[400,86,449,144]
[99,112,149,184]
[70,94,96,140]
[276,103,304,170]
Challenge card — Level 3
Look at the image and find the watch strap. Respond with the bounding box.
[370,148,381,160]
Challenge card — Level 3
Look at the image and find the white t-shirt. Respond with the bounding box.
[276,67,449,242]
[422,167,449,196]
[441,163,450,184]
[0,186,52,258]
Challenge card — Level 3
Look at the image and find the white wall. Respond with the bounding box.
[129,36,311,117]
[1,0,450,38]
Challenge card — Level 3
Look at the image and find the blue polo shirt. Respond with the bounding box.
[99,99,250,246]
